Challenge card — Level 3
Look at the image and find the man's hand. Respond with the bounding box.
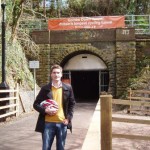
[45,107,57,116]
[63,119,69,125]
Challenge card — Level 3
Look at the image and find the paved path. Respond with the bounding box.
[0,102,97,150]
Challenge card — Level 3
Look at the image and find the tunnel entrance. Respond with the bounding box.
[71,71,99,102]
[62,53,109,102]
[62,70,109,102]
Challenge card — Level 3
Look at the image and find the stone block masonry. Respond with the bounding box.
[31,28,137,98]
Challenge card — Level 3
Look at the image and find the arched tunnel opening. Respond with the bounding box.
[62,53,109,103]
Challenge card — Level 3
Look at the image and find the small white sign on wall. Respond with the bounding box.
[29,61,39,69]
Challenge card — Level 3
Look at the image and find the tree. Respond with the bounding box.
[66,0,150,17]
[30,0,149,17]
[11,0,25,40]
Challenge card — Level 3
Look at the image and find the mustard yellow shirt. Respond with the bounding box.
[45,86,65,122]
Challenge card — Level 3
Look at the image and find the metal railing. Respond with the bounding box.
[19,15,150,35]
[19,19,48,33]
[125,15,150,34]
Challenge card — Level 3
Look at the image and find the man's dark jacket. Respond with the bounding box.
[33,82,76,133]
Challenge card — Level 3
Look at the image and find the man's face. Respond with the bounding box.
[51,68,62,82]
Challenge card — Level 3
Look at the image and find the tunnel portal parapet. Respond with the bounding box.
[31,28,137,97]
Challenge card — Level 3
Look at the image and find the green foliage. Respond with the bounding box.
[136,56,150,74]
[67,0,88,16]
[0,0,36,89]
[128,56,150,90]
[5,0,14,25]
[36,0,150,17]
[5,33,35,89]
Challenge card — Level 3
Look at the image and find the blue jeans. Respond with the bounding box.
[42,122,67,150]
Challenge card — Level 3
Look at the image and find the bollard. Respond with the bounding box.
[100,94,112,150]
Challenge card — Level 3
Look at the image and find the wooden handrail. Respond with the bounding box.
[0,104,18,110]
[127,96,150,101]
[127,89,150,113]
[0,111,18,119]
[0,89,18,93]
[112,117,150,125]
[112,134,150,141]
[112,99,150,107]
[101,94,150,150]
[0,83,19,118]
[0,97,18,101]
[128,90,150,94]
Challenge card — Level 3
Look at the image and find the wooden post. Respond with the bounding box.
[100,94,112,150]
[15,83,19,116]
[127,88,132,113]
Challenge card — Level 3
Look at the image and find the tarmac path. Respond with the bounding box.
[0,102,97,150]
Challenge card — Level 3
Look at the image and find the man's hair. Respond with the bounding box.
[51,64,62,73]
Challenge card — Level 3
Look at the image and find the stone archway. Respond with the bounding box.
[49,44,116,96]
[33,28,136,97]
[61,53,109,102]
[63,54,107,70]
[51,44,114,68]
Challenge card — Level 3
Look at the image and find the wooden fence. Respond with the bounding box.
[127,89,150,114]
[100,90,150,150]
[0,84,19,119]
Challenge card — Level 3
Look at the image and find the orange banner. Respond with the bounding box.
[48,16,125,30]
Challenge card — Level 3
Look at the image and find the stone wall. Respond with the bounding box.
[135,35,150,65]
[116,42,136,97]
[31,28,136,97]
[35,44,50,86]
[50,43,116,96]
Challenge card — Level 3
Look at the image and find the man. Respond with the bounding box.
[33,64,75,150]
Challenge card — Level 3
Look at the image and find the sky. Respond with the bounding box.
[40,0,67,7]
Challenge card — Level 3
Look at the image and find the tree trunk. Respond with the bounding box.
[56,0,61,18]
[11,0,25,40]
[106,0,112,15]
[43,0,46,17]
